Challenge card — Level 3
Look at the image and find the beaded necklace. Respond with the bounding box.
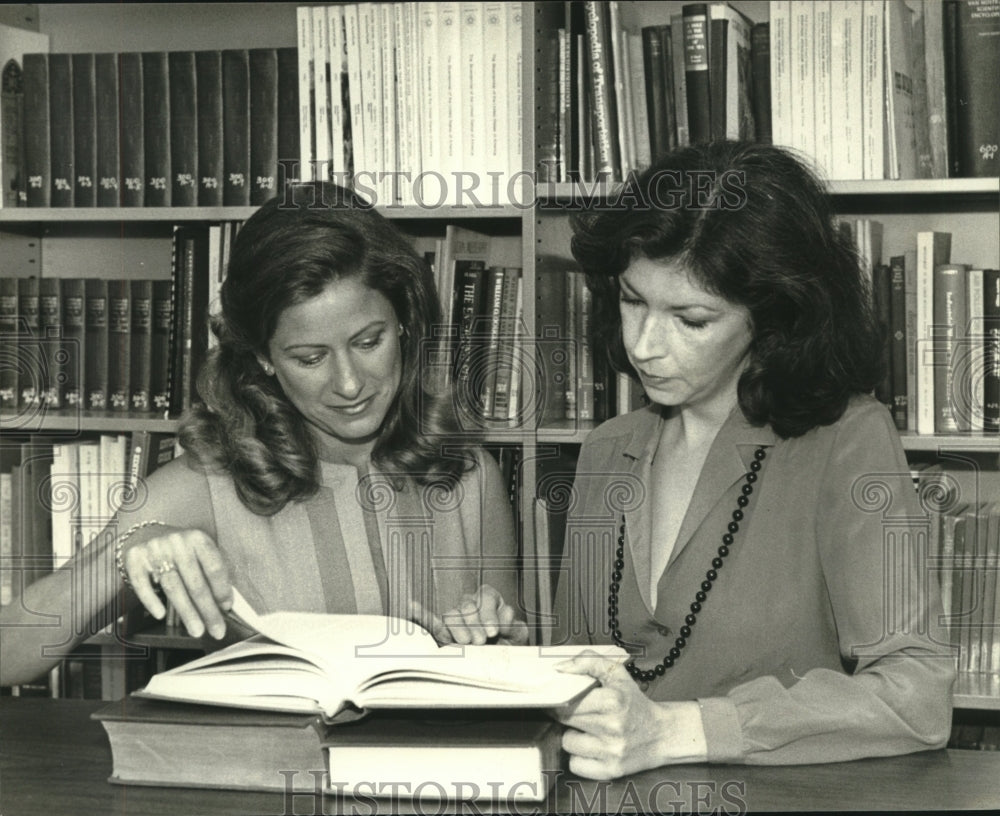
[608,446,768,683]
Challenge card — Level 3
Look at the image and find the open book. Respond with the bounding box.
[137,590,625,721]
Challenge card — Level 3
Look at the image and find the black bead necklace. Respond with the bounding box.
[608,446,768,683]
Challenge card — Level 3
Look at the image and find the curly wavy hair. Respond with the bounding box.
[570,141,883,438]
[179,183,476,515]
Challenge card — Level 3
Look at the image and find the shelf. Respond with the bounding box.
[0,411,180,434]
[86,622,203,652]
[953,673,1000,711]
[899,434,1000,453]
[0,203,524,224]
[534,177,1000,205]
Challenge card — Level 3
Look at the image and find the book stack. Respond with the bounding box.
[534,1,999,184]
[7,46,298,208]
[92,590,625,800]
[294,2,524,206]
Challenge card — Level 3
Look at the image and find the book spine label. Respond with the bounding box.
[71,53,97,206]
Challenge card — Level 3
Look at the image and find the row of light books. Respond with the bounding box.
[94,588,626,800]
[0,221,239,419]
[0,431,178,609]
[3,39,300,208]
[853,223,1000,435]
[541,0,998,184]
[295,2,524,208]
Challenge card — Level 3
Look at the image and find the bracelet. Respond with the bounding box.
[114,519,169,586]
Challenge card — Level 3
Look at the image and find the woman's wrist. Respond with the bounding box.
[114,519,171,585]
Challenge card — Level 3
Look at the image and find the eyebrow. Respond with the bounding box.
[619,278,724,313]
[281,320,389,351]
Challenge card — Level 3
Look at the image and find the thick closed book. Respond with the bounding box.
[71,53,97,206]
[325,710,562,802]
[21,52,49,207]
[106,278,131,411]
[248,49,279,205]
[222,49,251,207]
[142,52,171,207]
[47,52,74,206]
[150,278,173,413]
[129,278,153,412]
[118,52,144,207]
[136,589,623,721]
[168,51,198,206]
[84,278,108,410]
[195,50,224,206]
[94,52,120,206]
[93,696,328,793]
[276,47,300,186]
[60,277,85,409]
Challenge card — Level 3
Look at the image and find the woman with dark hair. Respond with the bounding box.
[1,184,525,687]
[551,142,954,777]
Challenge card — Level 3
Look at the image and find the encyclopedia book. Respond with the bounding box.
[135,589,624,721]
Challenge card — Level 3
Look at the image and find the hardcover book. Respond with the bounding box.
[106,278,131,412]
[135,589,623,721]
[71,53,97,206]
[195,50,224,207]
[168,51,198,207]
[222,49,251,207]
[118,52,144,207]
[142,52,171,207]
[21,52,49,207]
[84,278,108,411]
[47,53,74,207]
[94,52,120,206]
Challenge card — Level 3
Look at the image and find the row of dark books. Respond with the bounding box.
[295,3,523,207]
[853,222,1000,434]
[541,0,998,183]
[0,223,231,418]
[6,48,299,208]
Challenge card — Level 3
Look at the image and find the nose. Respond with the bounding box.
[629,313,670,364]
[328,352,363,400]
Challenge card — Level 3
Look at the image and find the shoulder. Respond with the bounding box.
[795,394,898,450]
[578,404,660,463]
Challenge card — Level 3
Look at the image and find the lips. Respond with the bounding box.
[330,396,373,414]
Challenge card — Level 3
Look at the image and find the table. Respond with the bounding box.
[2,698,999,814]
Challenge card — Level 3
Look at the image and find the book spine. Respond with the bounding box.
[628,29,654,168]
[751,22,772,144]
[379,2,398,205]
[359,3,383,189]
[984,269,1000,432]
[130,279,153,413]
[0,277,17,409]
[119,53,144,207]
[1,56,25,207]
[888,255,908,430]
[22,53,50,207]
[535,21,560,183]
[814,2,833,176]
[830,0,864,179]
[789,1,815,162]
[480,267,506,420]
[311,5,331,183]
[708,11,728,142]
[141,52,171,207]
[642,27,669,159]
[583,0,619,179]
[195,51,224,207]
[861,0,885,180]
[932,263,969,433]
[944,0,1000,178]
[670,13,689,147]
[107,279,132,411]
[84,278,108,411]
[490,267,522,421]
[71,53,97,206]
[484,1,508,183]
[38,277,62,409]
[296,5,315,181]
[903,248,918,431]
[346,4,367,185]
[94,52,120,206]
[16,277,40,408]
[48,53,74,207]
[150,278,173,414]
[168,51,198,207]
[872,262,893,411]
[249,49,279,205]
[507,2,523,182]
[922,0,949,178]
[60,277,85,410]
[438,1,462,188]
[536,268,568,424]
[222,50,251,207]
[884,0,918,180]
[327,5,346,180]
[682,4,711,147]
[915,231,951,434]
[276,47,301,186]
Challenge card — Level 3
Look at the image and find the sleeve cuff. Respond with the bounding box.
[697,696,745,763]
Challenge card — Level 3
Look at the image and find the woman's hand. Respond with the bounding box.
[553,653,708,779]
[121,526,233,640]
[409,584,529,646]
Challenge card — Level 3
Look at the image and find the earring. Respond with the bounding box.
[398,323,405,336]
[261,362,274,376]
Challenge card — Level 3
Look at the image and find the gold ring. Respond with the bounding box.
[152,560,177,583]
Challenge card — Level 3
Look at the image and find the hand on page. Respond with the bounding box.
[409,584,529,646]
[121,525,233,640]
[552,653,708,779]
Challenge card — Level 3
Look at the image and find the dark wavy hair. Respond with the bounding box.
[180,183,476,515]
[570,141,883,438]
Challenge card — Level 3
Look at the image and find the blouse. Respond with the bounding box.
[551,395,955,764]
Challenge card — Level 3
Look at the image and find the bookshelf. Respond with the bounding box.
[2,2,998,732]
